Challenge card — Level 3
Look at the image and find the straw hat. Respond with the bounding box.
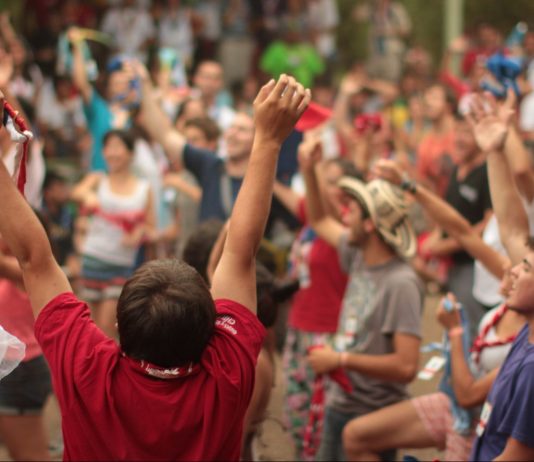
[338,177,417,259]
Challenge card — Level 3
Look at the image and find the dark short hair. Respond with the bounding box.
[256,262,299,329]
[182,219,225,284]
[117,259,216,367]
[324,158,364,181]
[184,116,221,142]
[103,129,135,152]
[526,236,534,251]
[42,170,67,191]
[425,83,458,113]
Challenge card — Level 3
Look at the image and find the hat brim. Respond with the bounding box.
[338,177,417,259]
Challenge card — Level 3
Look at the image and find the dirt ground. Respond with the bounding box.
[0,295,446,461]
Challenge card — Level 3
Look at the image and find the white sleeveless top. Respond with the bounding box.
[471,306,517,378]
[83,177,150,267]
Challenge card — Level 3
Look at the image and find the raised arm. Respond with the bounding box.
[0,95,71,315]
[374,159,508,279]
[67,28,92,103]
[469,92,529,265]
[135,62,186,167]
[503,125,534,203]
[436,295,499,408]
[300,131,346,248]
[210,76,311,312]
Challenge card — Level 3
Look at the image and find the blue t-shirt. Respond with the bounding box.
[183,144,242,222]
[470,324,534,461]
[83,89,112,172]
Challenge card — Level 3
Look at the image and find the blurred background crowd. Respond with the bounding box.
[1,0,534,460]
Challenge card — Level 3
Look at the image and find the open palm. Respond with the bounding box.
[468,90,515,153]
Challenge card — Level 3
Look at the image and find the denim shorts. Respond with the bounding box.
[80,255,134,302]
[0,355,52,415]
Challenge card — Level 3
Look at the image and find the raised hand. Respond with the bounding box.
[253,75,311,144]
[67,26,84,44]
[436,292,462,331]
[467,90,515,153]
[449,36,469,54]
[372,159,404,186]
[297,129,323,172]
[340,72,365,96]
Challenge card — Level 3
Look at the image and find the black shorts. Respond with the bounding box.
[0,355,52,415]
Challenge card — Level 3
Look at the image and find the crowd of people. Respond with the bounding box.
[1,0,534,461]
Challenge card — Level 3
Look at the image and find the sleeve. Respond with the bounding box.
[381,274,423,338]
[34,292,112,403]
[204,299,266,400]
[497,363,534,448]
[439,70,470,100]
[182,143,222,184]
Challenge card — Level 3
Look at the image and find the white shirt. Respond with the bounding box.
[473,199,534,306]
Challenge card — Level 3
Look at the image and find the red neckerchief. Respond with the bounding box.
[303,347,352,459]
[82,206,146,233]
[4,101,32,195]
[470,304,517,364]
[122,353,201,380]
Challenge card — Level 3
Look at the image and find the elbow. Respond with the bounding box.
[455,392,482,409]
[397,363,418,384]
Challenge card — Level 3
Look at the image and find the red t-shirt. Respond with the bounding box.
[34,292,265,461]
[288,200,347,332]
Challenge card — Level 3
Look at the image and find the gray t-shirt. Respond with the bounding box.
[327,233,424,415]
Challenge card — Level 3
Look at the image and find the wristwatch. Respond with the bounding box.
[400,175,417,194]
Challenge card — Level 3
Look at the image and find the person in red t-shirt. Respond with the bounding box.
[273,148,361,460]
[0,75,311,461]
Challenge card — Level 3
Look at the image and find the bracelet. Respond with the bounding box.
[340,352,349,368]
[448,326,464,338]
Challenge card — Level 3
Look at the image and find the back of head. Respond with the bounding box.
[117,259,216,367]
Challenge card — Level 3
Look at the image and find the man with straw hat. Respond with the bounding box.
[300,133,423,461]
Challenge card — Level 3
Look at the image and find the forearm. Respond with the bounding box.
[71,41,91,101]
[226,136,280,258]
[273,180,300,216]
[343,351,417,383]
[504,127,534,201]
[302,166,327,226]
[0,254,23,284]
[140,79,185,163]
[333,92,355,143]
[426,236,463,257]
[414,185,470,238]
[487,150,529,263]
[449,333,476,403]
[167,177,201,202]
